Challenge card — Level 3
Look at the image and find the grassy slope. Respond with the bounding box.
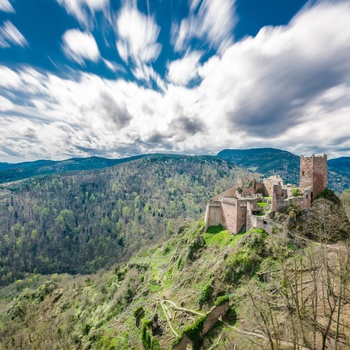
[1,195,349,350]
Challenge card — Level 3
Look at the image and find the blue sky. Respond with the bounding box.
[0,0,350,162]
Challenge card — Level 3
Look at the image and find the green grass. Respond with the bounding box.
[203,225,245,247]
[256,202,268,207]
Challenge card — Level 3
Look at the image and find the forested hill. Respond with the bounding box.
[0,155,146,184]
[217,148,350,193]
[0,155,245,286]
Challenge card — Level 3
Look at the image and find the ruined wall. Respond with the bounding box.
[249,216,276,234]
[246,201,254,232]
[172,302,230,350]
[263,178,274,197]
[300,156,313,190]
[312,154,328,197]
[221,198,247,234]
[300,154,327,198]
[201,302,230,335]
[204,202,222,229]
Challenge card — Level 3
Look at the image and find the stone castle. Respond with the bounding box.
[204,154,328,234]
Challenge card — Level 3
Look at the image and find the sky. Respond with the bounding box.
[0,0,350,162]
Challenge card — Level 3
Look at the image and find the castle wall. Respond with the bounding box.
[249,216,275,235]
[300,154,327,198]
[221,198,246,234]
[263,178,274,197]
[312,155,328,197]
[204,202,222,229]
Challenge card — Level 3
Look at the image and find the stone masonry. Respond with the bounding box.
[205,154,328,235]
[300,154,327,199]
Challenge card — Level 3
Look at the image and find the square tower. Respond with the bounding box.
[300,154,327,199]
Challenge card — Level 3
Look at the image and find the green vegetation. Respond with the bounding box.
[0,155,245,286]
[0,195,349,350]
[256,201,268,207]
[0,153,350,349]
[291,187,302,197]
[183,315,208,350]
[203,225,245,247]
[214,295,229,307]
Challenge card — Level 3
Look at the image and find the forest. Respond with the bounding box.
[0,155,245,286]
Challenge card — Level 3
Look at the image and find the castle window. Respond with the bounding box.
[306,195,308,199]
[302,171,305,176]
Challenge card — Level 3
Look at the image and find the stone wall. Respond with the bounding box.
[249,216,276,234]
[172,302,230,350]
[204,202,221,229]
[201,302,230,335]
[221,198,246,234]
[312,154,328,197]
[300,154,327,198]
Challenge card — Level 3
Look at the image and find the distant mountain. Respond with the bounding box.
[217,148,350,193]
[0,155,146,184]
[217,148,300,184]
[328,157,350,174]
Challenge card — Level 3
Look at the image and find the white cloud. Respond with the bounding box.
[0,65,22,88]
[62,29,100,64]
[102,58,125,73]
[131,64,166,90]
[167,51,202,85]
[1,2,350,161]
[0,21,27,48]
[116,3,161,66]
[0,96,13,111]
[173,0,237,53]
[56,0,109,27]
[0,0,14,12]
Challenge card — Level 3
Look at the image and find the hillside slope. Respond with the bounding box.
[0,195,349,350]
[217,148,350,193]
[0,155,246,286]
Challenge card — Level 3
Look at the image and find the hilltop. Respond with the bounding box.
[0,192,349,349]
[1,149,350,194]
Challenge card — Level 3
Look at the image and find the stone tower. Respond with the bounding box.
[300,154,327,199]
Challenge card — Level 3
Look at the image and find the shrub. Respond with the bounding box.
[198,284,213,308]
[214,295,229,307]
[183,315,207,350]
[291,187,302,197]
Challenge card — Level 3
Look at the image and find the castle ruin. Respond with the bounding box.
[205,154,327,234]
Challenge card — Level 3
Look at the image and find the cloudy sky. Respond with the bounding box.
[0,0,350,162]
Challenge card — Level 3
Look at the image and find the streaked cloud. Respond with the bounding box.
[56,0,109,27]
[172,0,237,53]
[102,58,125,73]
[0,96,13,111]
[167,51,202,85]
[115,3,161,66]
[0,21,27,48]
[62,29,100,64]
[1,1,350,161]
[0,0,14,13]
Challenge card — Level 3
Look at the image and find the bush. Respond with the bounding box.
[224,231,269,284]
[183,315,207,350]
[198,284,213,308]
[291,187,302,197]
[214,295,229,307]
